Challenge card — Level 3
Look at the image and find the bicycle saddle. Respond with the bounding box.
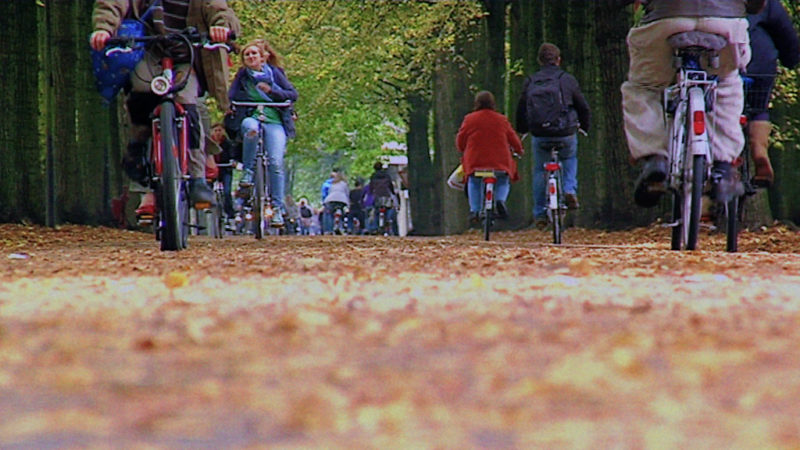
[667,31,727,51]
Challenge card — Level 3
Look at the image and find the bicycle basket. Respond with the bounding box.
[90,19,146,103]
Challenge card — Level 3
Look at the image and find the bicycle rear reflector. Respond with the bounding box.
[693,111,705,135]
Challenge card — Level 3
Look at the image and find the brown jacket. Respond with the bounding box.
[92,0,241,109]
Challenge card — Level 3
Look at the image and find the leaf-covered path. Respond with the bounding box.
[2,224,800,448]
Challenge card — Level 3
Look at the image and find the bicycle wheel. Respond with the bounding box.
[159,102,184,251]
[686,155,705,250]
[253,156,267,239]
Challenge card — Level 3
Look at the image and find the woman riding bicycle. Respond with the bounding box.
[227,39,298,227]
[456,91,524,223]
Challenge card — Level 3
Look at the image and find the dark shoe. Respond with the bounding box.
[565,193,579,209]
[122,142,148,184]
[634,155,668,208]
[711,161,744,203]
[469,212,480,225]
[189,178,216,208]
[496,201,508,219]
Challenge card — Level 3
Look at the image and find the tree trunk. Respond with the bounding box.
[0,1,43,223]
[433,52,473,235]
[47,0,86,224]
[406,93,440,235]
[480,0,506,110]
[594,2,650,228]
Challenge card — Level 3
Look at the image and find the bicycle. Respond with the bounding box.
[540,143,568,245]
[470,170,505,241]
[230,99,292,239]
[374,196,397,237]
[663,31,738,251]
[205,161,236,238]
[105,28,233,251]
[712,74,771,252]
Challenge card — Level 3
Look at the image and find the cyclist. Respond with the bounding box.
[228,39,298,227]
[347,179,366,235]
[457,91,524,224]
[620,0,766,207]
[367,161,400,233]
[322,170,350,234]
[210,123,237,219]
[515,43,591,228]
[90,0,240,208]
[745,0,800,187]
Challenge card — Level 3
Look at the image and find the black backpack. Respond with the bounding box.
[300,205,312,218]
[524,70,578,137]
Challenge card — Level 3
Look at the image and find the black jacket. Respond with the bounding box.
[747,0,800,75]
[369,170,395,199]
[515,65,591,136]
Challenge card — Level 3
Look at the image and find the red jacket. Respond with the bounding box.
[456,109,524,181]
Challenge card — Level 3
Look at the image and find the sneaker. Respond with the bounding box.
[711,161,744,203]
[135,192,156,217]
[634,154,668,207]
[565,193,579,209]
[239,169,254,187]
[495,201,508,219]
[189,178,216,208]
[270,209,285,227]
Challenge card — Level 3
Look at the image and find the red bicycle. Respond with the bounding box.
[105,28,232,250]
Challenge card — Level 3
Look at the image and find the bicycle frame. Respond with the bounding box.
[542,145,566,244]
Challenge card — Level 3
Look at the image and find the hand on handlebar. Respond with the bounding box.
[90,30,110,52]
[209,26,230,43]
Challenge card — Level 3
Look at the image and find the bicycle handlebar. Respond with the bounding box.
[231,100,293,108]
[104,30,234,56]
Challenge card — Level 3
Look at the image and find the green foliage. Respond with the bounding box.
[227,0,482,200]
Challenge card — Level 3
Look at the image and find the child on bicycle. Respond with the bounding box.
[456,91,524,223]
[227,39,298,227]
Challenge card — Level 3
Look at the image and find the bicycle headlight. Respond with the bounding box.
[150,76,171,96]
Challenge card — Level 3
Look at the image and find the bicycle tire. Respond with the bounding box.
[254,157,267,239]
[686,155,705,250]
[552,174,562,245]
[726,195,739,252]
[483,207,492,242]
[670,191,683,250]
[159,102,184,251]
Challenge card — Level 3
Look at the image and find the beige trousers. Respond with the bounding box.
[130,52,206,179]
[621,17,751,163]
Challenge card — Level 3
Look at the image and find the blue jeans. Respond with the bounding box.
[241,118,287,209]
[532,134,578,219]
[468,173,510,213]
[220,169,234,218]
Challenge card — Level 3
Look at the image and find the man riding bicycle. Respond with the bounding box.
[90,0,241,209]
[620,0,766,208]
